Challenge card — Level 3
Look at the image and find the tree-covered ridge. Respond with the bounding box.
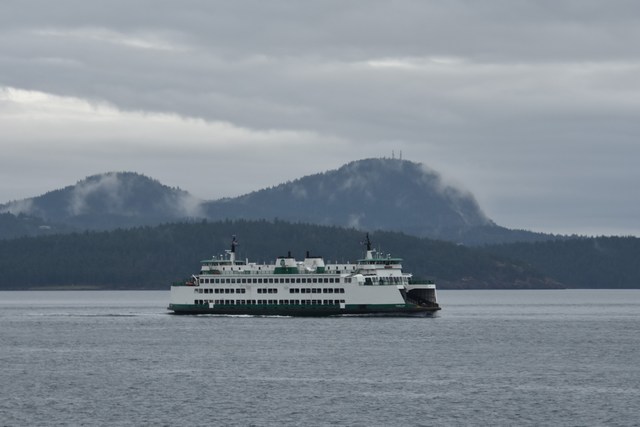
[0,219,554,290]
[484,237,640,288]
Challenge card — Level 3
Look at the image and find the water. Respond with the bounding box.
[1,290,639,426]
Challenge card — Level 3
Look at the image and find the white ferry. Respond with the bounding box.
[168,235,440,316]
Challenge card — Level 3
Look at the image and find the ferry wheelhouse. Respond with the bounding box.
[168,235,440,316]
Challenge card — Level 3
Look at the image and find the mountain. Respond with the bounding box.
[203,158,490,238]
[0,159,556,244]
[0,172,203,231]
[202,158,554,244]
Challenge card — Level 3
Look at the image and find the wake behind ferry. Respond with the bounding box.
[168,235,440,316]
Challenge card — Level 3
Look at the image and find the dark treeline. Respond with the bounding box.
[0,219,551,290]
[484,237,640,288]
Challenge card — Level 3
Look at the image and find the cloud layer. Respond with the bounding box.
[1,1,640,235]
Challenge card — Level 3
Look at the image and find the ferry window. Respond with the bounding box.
[340,289,345,293]
[289,289,295,294]
[328,288,334,293]
[329,278,334,283]
[236,288,242,293]
[285,278,290,284]
[268,278,274,284]
[296,278,301,283]
[257,278,263,284]
[280,278,285,284]
[323,278,329,283]
[312,278,318,283]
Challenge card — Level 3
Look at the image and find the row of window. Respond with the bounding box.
[196,287,346,295]
[198,288,247,294]
[195,299,346,306]
[289,288,345,294]
[364,277,408,285]
[199,277,352,285]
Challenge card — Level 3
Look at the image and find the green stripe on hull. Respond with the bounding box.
[168,303,440,317]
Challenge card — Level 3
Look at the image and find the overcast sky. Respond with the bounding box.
[1,1,639,236]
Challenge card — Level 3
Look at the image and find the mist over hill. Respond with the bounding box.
[0,172,203,231]
[0,158,556,244]
[202,158,498,240]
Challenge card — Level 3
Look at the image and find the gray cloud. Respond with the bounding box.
[1,1,639,236]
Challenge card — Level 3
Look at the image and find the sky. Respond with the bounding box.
[1,0,639,236]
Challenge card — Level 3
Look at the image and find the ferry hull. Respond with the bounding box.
[168,303,440,317]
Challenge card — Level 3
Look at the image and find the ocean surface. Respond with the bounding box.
[1,290,639,427]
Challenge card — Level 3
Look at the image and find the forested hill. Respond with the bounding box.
[484,237,640,289]
[0,172,202,232]
[0,220,558,290]
[203,159,496,242]
[1,159,558,245]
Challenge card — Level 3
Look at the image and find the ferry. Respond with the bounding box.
[168,235,440,316]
